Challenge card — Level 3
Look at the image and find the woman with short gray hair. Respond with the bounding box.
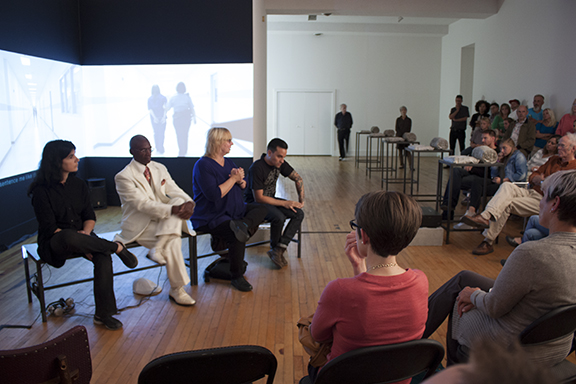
[424,169,576,367]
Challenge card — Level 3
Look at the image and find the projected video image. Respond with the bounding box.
[0,49,254,180]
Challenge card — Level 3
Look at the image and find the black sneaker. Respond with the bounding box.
[115,243,138,269]
[229,220,250,242]
[94,315,123,330]
[231,276,253,292]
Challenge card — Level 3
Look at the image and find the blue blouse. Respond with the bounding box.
[190,156,246,230]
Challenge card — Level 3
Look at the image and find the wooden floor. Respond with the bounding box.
[0,155,555,383]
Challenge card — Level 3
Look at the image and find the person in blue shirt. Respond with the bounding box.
[190,127,267,292]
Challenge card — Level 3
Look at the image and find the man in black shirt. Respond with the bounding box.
[449,95,470,155]
[245,138,305,268]
[334,103,353,160]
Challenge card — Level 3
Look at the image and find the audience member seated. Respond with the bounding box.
[244,138,305,269]
[508,98,520,120]
[395,106,413,169]
[421,338,555,384]
[469,100,490,131]
[114,135,196,306]
[528,94,545,124]
[491,103,510,139]
[28,140,138,330]
[424,169,576,367]
[463,138,527,218]
[463,133,576,255]
[533,108,558,154]
[190,127,267,292]
[506,215,549,247]
[489,102,499,124]
[556,98,576,136]
[465,117,492,154]
[527,136,560,175]
[441,129,498,219]
[502,105,536,158]
[304,191,428,384]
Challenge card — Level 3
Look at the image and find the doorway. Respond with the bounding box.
[275,90,334,155]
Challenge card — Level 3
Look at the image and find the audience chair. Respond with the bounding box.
[300,339,444,384]
[138,345,277,384]
[0,325,92,384]
[458,304,576,383]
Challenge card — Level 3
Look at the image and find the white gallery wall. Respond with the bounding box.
[438,0,576,140]
[267,30,443,156]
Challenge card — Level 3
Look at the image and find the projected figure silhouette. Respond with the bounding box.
[148,85,167,154]
[166,82,196,157]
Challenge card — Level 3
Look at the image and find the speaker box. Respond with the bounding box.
[421,206,441,228]
[87,178,107,209]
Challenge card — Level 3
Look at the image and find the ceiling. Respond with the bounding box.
[266,0,503,35]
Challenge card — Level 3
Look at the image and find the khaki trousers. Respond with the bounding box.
[481,182,542,243]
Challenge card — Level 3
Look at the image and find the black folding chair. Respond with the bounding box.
[138,345,277,384]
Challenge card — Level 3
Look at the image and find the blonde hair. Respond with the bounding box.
[543,108,557,126]
[204,127,232,157]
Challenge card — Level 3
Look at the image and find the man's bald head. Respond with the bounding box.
[129,135,152,165]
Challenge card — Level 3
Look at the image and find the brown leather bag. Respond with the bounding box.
[297,314,333,368]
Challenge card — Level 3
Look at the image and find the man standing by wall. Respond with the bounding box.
[245,138,305,268]
[334,104,353,160]
[449,95,470,155]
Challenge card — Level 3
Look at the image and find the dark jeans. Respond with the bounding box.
[337,129,351,158]
[443,168,473,208]
[423,270,495,365]
[49,229,118,318]
[264,202,304,249]
[449,129,466,155]
[197,203,268,279]
[469,178,500,211]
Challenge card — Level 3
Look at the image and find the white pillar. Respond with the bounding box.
[253,0,267,160]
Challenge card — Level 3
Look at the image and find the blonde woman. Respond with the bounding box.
[533,108,558,153]
[190,127,267,291]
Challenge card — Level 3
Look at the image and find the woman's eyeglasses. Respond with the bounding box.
[349,219,361,231]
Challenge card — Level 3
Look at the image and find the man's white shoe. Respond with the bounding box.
[169,287,196,306]
[146,248,167,265]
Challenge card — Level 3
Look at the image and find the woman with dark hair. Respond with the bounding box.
[148,84,167,154]
[425,170,576,367]
[166,81,196,157]
[470,100,490,130]
[463,138,527,218]
[28,140,138,330]
[556,98,576,136]
[190,127,267,292]
[302,191,428,384]
[527,136,560,174]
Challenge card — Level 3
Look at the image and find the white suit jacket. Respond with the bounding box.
[114,159,194,243]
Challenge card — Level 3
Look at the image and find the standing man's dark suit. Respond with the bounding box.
[334,103,353,160]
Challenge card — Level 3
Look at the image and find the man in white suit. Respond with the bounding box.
[115,135,195,305]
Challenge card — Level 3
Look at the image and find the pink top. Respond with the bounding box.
[311,269,429,383]
[556,114,576,136]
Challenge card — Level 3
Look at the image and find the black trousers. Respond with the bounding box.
[49,229,118,318]
[265,202,304,249]
[337,129,351,158]
[449,129,466,155]
[423,270,495,365]
[197,203,268,279]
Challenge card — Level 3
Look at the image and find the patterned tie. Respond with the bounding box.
[144,166,151,185]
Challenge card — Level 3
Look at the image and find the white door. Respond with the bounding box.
[276,90,333,155]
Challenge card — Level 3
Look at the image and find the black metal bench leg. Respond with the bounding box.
[36,261,47,323]
[191,235,198,286]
